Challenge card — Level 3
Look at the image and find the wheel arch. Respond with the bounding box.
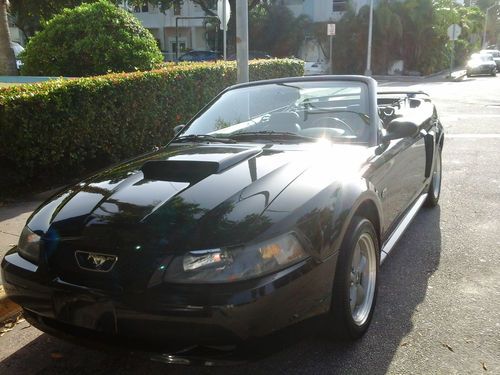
[352,200,381,247]
[338,190,383,255]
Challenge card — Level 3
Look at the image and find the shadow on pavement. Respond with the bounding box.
[0,201,40,223]
[0,207,442,375]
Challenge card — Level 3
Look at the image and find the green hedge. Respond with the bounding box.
[0,59,303,193]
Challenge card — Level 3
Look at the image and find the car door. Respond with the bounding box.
[369,127,426,236]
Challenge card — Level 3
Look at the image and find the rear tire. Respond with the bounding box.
[425,147,442,207]
[327,217,379,340]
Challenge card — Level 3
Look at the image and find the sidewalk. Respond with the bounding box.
[0,199,44,322]
[374,67,467,83]
[0,200,41,260]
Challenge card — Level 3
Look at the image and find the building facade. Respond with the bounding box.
[128,1,218,61]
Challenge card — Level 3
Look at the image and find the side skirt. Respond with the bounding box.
[380,193,428,264]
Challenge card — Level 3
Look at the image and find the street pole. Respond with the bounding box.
[236,0,249,83]
[450,37,455,77]
[482,3,498,49]
[329,35,333,75]
[223,0,227,60]
[365,0,374,76]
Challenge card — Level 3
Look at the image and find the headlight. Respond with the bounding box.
[164,233,308,283]
[18,226,41,263]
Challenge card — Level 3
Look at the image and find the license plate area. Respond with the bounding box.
[53,293,117,334]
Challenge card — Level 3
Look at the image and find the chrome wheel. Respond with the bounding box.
[349,232,377,326]
[432,150,442,199]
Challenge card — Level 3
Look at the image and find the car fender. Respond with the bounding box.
[262,172,383,263]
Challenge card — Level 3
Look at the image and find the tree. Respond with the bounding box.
[9,0,100,38]
[249,2,309,57]
[373,0,402,73]
[0,0,18,75]
[330,0,486,75]
[21,1,163,76]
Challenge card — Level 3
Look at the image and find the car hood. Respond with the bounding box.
[29,144,321,251]
[26,142,369,290]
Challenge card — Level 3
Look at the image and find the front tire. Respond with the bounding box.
[328,217,379,340]
[425,146,442,207]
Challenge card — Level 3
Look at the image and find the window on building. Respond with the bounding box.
[332,0,347,12]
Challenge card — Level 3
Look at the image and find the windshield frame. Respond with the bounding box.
[171,75,379,147]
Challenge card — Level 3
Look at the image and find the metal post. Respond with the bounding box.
[236,0,249,83]
[223,0,227,60]
[175,17,179,60]
[450,38,455,77]
[329,35,333,75]
[365,0,374,76]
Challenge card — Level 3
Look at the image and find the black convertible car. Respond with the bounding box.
[1,76,443,354]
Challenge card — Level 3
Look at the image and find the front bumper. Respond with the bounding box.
[467,65,496,75]
[1,248,335,348]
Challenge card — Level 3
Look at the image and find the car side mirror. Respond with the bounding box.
[173,124,185,135]
[382,119,419,143]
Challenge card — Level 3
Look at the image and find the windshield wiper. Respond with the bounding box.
[228,131,316,142]
[173,134,237,144]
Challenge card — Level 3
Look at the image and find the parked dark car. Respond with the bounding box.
[466,53,497,77]
[1,76,444,359]
[177,50,221,62]
[480,49,500,71]
[227,51,272,60]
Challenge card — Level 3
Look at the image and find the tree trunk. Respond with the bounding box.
[0,0,17,75]
[226,0,236,54]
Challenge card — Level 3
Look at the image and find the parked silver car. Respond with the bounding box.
[466,53,496,77]
[480,49,500,71]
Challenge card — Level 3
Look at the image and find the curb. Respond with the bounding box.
[0,285,21,323]
[451,71,467,81]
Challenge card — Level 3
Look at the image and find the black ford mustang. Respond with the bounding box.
[1,76,443,354]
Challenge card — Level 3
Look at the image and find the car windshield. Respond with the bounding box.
[180,80,370,144]
[472,54,493,62]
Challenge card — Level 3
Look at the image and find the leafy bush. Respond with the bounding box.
[21,1,163,77]
[0,59,303,194]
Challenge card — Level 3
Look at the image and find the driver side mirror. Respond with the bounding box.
[173,124,185,135]
[382,119,419,143]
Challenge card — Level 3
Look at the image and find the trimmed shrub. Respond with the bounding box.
[0,59,304,193]
[21,1,163,77]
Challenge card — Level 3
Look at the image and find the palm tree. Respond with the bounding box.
[0,0,18,75]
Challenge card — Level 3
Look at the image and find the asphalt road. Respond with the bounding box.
[1,75,499,375]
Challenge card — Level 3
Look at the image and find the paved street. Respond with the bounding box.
[1,74,499,374]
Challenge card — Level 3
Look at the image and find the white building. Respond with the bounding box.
[129,2,218,61]
[7,14,25,46]
[286,0,375,21]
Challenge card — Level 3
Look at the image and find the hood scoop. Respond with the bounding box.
[141,147,261,184]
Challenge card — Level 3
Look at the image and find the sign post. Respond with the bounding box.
[447,24,461,76]
[327,23,335,75]
[217,0,230,60]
